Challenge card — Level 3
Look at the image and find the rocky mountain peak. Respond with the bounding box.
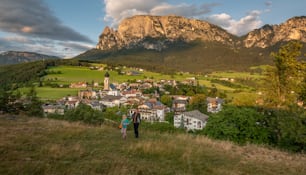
[243,16,306,48]
[96,15,306,51]
[96,15,236,51]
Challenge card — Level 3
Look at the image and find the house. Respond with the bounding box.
[42,104,65,116]
[99,95,127,107]
[123,97,142,107]
[65,100,80,109]
[182,77,197,86]
[206,97,224,113]
[70,82,87,88]
[171,95,190,114]
[138,98,168,122]
[106,84,121,96]
[140,82,153,89]
[121,89,142,98]
[126,70,141,76]
[93,82,99,87]
[172,99,188,114]
[129,83,140,89]
[85,100,105,111]
[174,110,209,130]
[78,89,97,99]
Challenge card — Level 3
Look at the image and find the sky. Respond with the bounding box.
[0,0,305,58]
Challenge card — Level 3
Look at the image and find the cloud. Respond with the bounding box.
[206,10,263,36]
[265,1,272,7]
[150,3,217,17]
[104,0,163,26]
[104,0,218,27]
[0,0,92,43]
[0,33,94,58]
[103,0,266,36]
[61,42,94,52]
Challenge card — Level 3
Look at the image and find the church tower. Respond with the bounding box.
[103,72,110,91]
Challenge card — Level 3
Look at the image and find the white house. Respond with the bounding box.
[99,95,127,107]
[121,89,142,98]
[174,110,209,130]
[78,89,97,99]
[42,104,65,116]
[172,99,188,114]
[206,97,224,113]
[138,99,167,122]
[105,84,120,96]
[65,99,80,110]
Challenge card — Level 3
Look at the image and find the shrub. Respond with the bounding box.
[203,106,269,144]
[63,103,104,125]
[264,108,306,152]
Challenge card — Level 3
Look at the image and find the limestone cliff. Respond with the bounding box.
[96,15,236,51]
[243,16,306,48]
[96,15,306,51]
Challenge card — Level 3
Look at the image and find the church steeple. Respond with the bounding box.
[103,72,110,90]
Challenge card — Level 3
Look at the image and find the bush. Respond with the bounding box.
[141,122,184,134]
[63,103,104,125]
[203,106,269,144]
[264,108,306,152]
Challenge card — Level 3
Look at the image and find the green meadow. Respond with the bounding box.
[208,71,264,79]
[1,115,305,175]
[18,87,80,100]
[44,66,193,84]
[32,65,262,102]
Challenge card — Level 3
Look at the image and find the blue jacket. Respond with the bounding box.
[121,118,130,129]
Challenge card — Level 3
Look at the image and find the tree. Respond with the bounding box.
[188,94,207,113]
[265,108,306,152]
[63,103,104,125]
[24,86,43,117]
[264,41,305,108]
[204,106,269,144]
[208,84,218,97]
[160,95,172,107]
[165,112,174,124]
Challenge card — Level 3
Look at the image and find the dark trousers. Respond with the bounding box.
[133,123,139,138]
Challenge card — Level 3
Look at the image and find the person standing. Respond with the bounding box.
[120,115,130,139]
[132,109,141,138]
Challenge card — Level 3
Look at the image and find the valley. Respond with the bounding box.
[19,64,262,105]
[0,2,305,174]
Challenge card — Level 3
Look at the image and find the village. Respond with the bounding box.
[42,71,224,131]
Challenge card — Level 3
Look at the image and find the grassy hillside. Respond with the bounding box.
[29,65,261,101]
[43,65,193,84]
[76,41,274,73]
[76,41,306,74]
[1,115,305,175]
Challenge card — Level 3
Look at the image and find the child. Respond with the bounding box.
[120,114,130,139]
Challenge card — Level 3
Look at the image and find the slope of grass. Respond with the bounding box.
[19,87,80,100]
[1,115,305,175]
[44,66,192,84]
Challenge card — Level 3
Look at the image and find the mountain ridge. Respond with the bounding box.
[96,15,238,51]
[95,15,306,51]
[0,51,59,65]
[78,15,306,72]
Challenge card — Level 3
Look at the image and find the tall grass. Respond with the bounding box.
[1,115,305,175]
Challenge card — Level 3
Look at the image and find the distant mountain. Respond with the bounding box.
[96,15,238,51]
[0,51,60,65]
[242,16,306,48]
[76,15,306,72]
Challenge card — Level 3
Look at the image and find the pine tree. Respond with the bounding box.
[264,41,305,108]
